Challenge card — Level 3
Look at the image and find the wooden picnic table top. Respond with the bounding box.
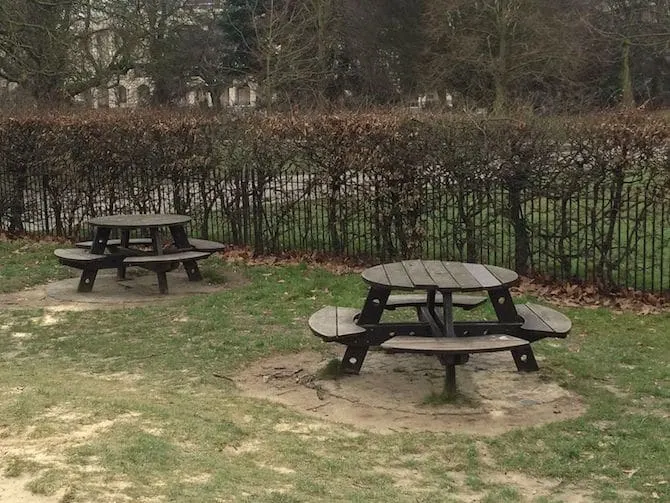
[88,214,191,229]
[361,260,519,292]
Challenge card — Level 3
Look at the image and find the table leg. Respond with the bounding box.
[341,346,368,374]
[358,286,390,324]
[90,226,111,254]
[440,290,455,337]
[488,287,518,321]
[79,226,111,292]
[444,364,456,398]
[157,270,169,294]
[169,224,190,248]
[117,230,130,280]
[511,345,539,372]
[150,228,177,291]
[438,354,458,398]
[423,290,456,338]
[150,228,162,254]
[341,286,391,374]
[78,268,98,293]
[169,225,202,281]
[420,305,442,337]
[488,287,540,371]
[426,289,437,319]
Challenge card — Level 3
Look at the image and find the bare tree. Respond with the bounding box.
[0,0,136,105]
[581,0,670,108]
[421,0,583,113]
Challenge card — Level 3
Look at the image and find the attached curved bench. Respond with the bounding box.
[308,306,365,342]
[54,248,123,270]
[385,293,487,311]
[54,248,125,292]
[123,251,211,294]
[75,238,153,249]
[381,334,532,396]
[76,238,225,253]
[54,248,108,266]
[187,238,226,253]
[515,303,571,342]
[123,250,210,267]
[380,334,530,355]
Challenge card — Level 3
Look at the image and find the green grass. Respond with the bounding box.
[0,239,668,502]
[0,238,72,292]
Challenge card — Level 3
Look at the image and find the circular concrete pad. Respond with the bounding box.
[46,269,225,304]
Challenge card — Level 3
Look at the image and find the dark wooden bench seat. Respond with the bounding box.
[187,238,226,252]
[75,238,153,249]
[77,237,225,253]
[515,303,572,342]
[381,334,529,355]
[54,248,122,269]
[54,248,127,292]
[123,250,210,266]
[55,248,107,264]
[385,293,487,311]
[308,306,365,342]
[381,334,531,397]
[123,251,211,294]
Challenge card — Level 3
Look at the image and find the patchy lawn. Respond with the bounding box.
[0,240,668,502]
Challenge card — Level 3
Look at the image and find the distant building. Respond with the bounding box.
[0,0,257,110]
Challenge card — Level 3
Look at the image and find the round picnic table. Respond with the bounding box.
[86,213,200,293]
[88,214,191,229]
[308,260,571,399]
[356,260,530,396]
[360,260,520,337]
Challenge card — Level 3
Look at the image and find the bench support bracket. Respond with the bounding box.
[77,268,98,293]
[183,260,203,281]
[510,345,539,372]
[340,346,368,374]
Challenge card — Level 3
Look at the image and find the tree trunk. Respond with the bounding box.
[621,39,635,108]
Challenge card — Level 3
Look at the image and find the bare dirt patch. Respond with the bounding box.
[0,268,247,312]
[0,475,67,503]
[0,411,141,503]
[235,349,585,435]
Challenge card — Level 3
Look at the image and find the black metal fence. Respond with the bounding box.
[2,166,669,294]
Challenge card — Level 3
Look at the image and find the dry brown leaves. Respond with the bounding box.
[219,246,367,276]
[512,277,670,315]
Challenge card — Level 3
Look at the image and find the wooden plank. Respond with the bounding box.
[485,265,519,287]
[123,251,209,264]
[79,238,224,253]
[519,303,571,334]
[401,260,434,288]
[308,306,365,339]
[75,238,153,249]
[381,262,414,288]
[381,334,528,354]
[423,261,459,289]
[516,304,553,333]
[385,293,487,310]
[188,238,226,252]
[361,264,390,287]
[89,214,190,228]
[463,263,501,289]
[442,262,480,290]
[54,249,106,261]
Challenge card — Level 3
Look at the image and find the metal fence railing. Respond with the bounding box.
[2,166,669,294]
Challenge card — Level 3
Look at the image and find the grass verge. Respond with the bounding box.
[0,239,668,502]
